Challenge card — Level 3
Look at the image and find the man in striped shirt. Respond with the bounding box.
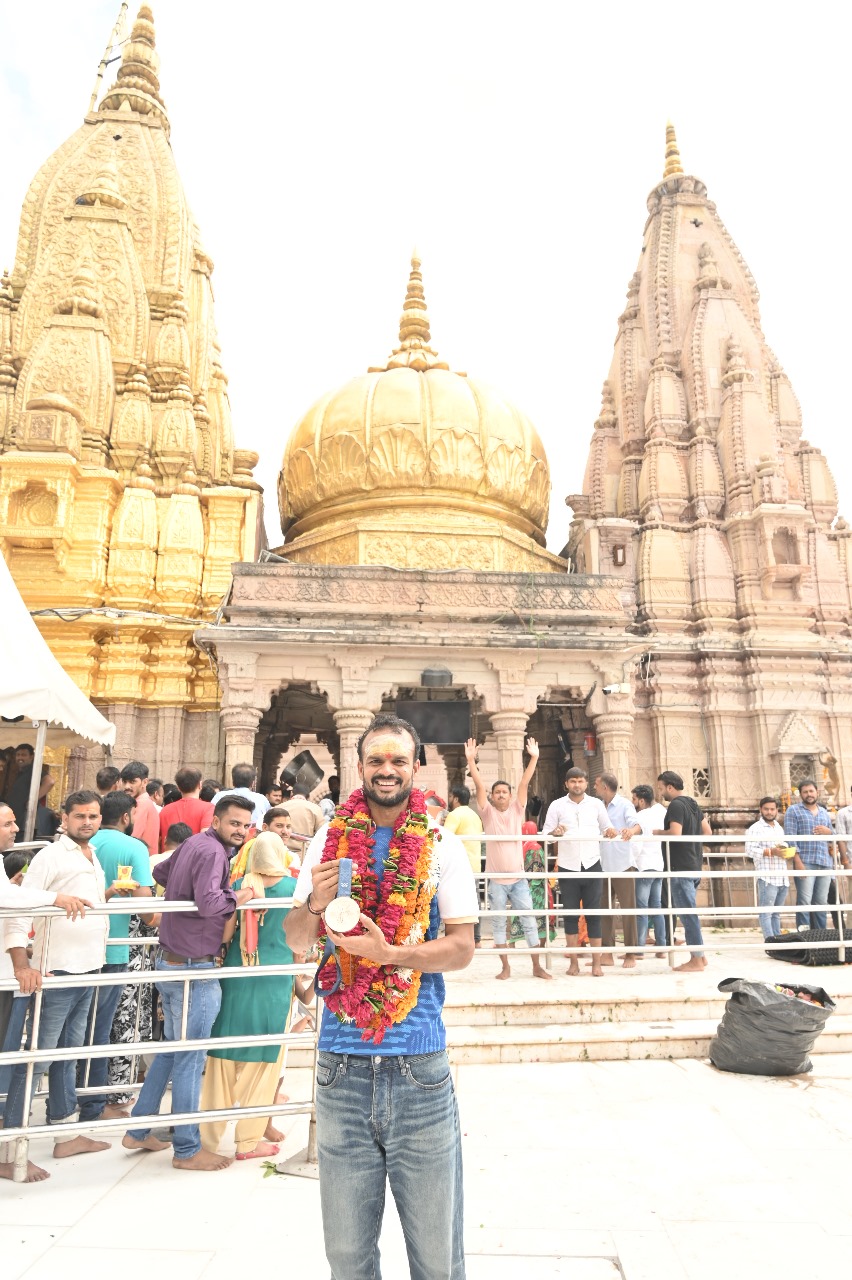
[745,796,789,940]
[783,780,834,929]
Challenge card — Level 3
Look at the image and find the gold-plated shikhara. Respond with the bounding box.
[0,6,261,780]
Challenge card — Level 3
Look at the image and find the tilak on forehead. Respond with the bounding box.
[364,735,414,759]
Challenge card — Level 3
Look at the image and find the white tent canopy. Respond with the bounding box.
[0,552,115,837]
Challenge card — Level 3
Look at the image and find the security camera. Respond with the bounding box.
[602,682,630,695]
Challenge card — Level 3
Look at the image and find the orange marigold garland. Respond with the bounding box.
[316,787,439,1044]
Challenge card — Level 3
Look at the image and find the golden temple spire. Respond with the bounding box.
[663,121,683,178]
[99,5,169,132]
[374,252,449,373]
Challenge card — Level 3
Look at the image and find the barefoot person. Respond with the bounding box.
[464,736,552,981]
[123,795,256,1170]
[0,802,90,1183]
[542,768,617,977]
[3,791,111,1173]
[286,713,477,1280]
[658,771,712,972]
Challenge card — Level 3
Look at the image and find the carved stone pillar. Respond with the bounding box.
[489,711,529,790]
[221,705,263,782]
[590,709,634,791]
[333,709,375,803]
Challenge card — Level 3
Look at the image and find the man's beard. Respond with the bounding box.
[363,778,413,810]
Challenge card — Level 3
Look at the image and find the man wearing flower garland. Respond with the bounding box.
[287,712,478,1280]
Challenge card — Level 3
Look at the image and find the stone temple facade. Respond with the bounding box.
[201,128,852,824]
[0,8,261,785]
[1,10,849,820]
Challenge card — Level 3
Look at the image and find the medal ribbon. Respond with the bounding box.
[314,857,353,997]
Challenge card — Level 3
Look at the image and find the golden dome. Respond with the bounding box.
[278,256,560,573]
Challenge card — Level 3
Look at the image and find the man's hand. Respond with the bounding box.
[326,914,392,964]
[813,824,833,835]
[105,885,134,900]
[235,886,257,905]
[603,827,618,839]
[309,861,341,914]
[54,894,90,919]
[550,825,566,838]
[620,828,636,840]
[793,855,805,871]
[526,737,539,760]
[13,964,42,995]
[464,737,478,765]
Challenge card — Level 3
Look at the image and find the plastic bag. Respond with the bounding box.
[709,977,835,1076]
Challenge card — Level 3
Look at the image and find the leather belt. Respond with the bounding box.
[160,949,216,965]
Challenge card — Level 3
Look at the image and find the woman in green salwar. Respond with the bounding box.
[200,832,296,1160]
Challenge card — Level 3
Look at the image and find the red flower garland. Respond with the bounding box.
[316,786,439,1044]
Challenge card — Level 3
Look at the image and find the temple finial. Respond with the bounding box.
[371,253,449,373]
[663,121,683,178]
[98,5,169,131]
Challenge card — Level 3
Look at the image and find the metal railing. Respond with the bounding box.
[0,894,318,1184]
[466,831,850,965]
[1,828,848,1184]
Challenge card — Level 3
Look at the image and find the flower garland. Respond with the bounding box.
[316,786,440,1044]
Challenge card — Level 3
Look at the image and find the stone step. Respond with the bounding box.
[443,989,852,1027]
[445,1013,852,1065]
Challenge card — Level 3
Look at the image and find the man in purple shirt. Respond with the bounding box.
[123,796,255,1171]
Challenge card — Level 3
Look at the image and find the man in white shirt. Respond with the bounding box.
[215,761,270,830]
[3,790,110,1178]
[832,786,852,931]
[542,768,616,977]
[593,773,640,967]
[746,795,790,940]
[629,785,668,954]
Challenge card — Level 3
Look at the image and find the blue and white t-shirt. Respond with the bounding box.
[294,821,478,1056]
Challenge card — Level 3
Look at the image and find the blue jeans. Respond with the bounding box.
[3,975,96,1130]
[795,863,831,929]
[635,876,665,947]
[488,878,539,948]
[757,880,788,940]
[78,962,127,1122]
[0,994,33,1119]
[669,876,704,956]
[316,1051,464,1280]
[126,952,221,1160]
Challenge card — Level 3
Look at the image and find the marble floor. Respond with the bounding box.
[2,1052,852,1279]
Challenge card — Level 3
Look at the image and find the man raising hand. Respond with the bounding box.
[465,737,552,981]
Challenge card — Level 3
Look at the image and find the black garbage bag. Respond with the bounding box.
[709,977,835,1075]
[765,929,852,966]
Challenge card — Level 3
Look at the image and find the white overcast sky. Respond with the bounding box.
[0,0,848,553]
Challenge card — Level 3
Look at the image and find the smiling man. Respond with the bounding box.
[286,712,478,1280]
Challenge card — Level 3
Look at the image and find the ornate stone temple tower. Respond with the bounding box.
[278,254,562,572]
[567,126,852,817]
[0,7,261,778]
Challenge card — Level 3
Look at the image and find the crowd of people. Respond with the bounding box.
[0,758,320,1184]
[2,732,850,1195]
[428,743,851,981]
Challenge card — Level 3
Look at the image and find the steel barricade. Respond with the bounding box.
[0,896,318,1184]
[469,831,849,967]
